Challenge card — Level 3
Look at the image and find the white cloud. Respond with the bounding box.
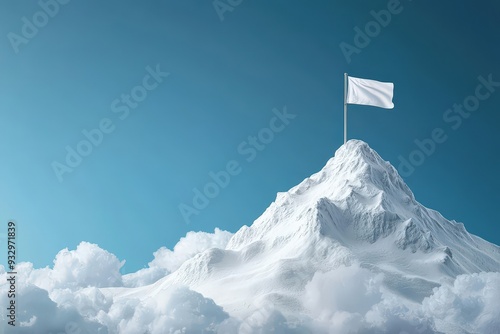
[422,272,500,333]
[238,305,311,334]
[0,230,239,333]
[149,228,233,271]
[51,241,124,288]
[303,264,384,316]
[121,266,166,288]
[303,263,384,333]
[123,228,233,287]
[2,234,499,334]
[0,241,123,292]
[0,280,232,333]
[50,286,113,319]
[302,264,436,334]
[94,286,232,334]
[0,283,102,334]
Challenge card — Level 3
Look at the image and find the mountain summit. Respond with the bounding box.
[223,139,500,280]
[9,140,498,333]
[105,140,500,333]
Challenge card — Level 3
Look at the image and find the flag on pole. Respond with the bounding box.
[346,76,394,109]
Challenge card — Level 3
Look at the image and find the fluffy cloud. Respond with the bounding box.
[149,228,233,271]
[301,265,500,333]
[302,264,436,334]
[2,232,499,334]
[8,242,124,293]
[237,304,311,334]
[95,286,233,334]
[0,282,232,334]
[0,283,103,334]
[303,264,384,316]
[0,230,238,333]
[51,241,124,288]
[422,272,500,333]
[123,228,233,287]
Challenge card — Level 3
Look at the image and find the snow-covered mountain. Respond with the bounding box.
[105,139,500,333]
[3,140,499,333]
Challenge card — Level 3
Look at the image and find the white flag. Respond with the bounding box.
[346,76,394,109]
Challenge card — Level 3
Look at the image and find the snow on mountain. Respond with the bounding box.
[100,139,500,333]
[2,140,499,333]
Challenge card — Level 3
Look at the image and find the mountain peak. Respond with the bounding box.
[327,139,391,174]
[306,139,415,206]
[336,139,372,155]
[23,147,497,334]
[151,139,500,333]
[226,140,417,252]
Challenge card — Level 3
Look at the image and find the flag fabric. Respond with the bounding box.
[346,76,394,109]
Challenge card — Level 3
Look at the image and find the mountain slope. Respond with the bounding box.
[107,141,500,319]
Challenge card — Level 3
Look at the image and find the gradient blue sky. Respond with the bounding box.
[0,1,499,273]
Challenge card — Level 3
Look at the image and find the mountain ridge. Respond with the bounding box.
[100,139,500,333]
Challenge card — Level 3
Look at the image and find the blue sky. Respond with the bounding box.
[0,0,498,273]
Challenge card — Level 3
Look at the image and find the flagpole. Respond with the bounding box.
[344,73,348,144]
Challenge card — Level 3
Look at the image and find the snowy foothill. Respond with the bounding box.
[2,140,499,333]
